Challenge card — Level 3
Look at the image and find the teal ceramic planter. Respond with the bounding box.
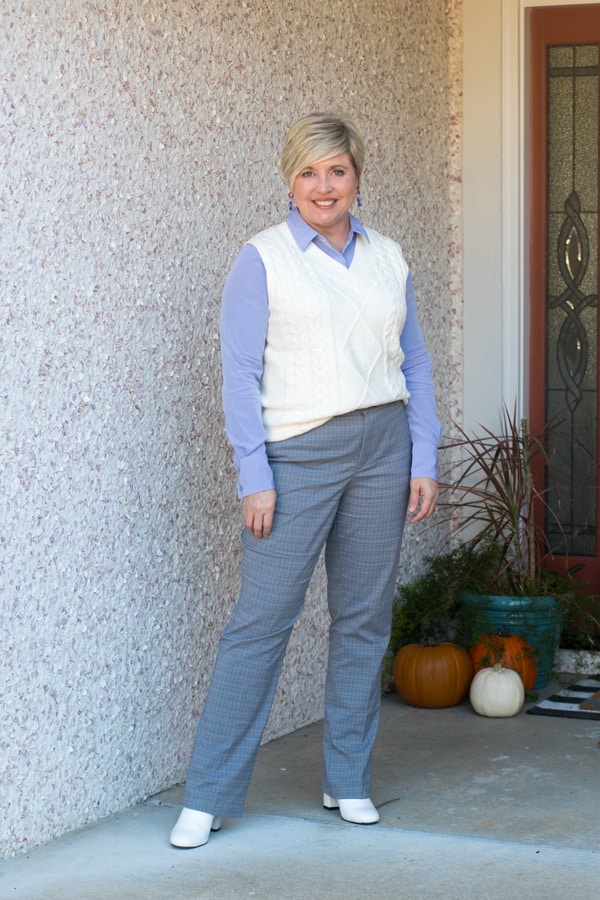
[460,593,565,689]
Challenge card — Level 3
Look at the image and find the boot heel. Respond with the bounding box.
[322,793,339,809]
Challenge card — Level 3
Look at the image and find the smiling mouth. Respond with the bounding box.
[314,200,336,208]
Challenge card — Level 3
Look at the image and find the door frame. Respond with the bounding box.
[501,0,599,414]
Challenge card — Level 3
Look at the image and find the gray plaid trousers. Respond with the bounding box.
[183,401,412,816]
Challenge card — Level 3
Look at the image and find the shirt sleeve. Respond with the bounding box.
[401,273,442,480]
[220,243,274,498]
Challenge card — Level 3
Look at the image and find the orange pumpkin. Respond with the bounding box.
[468,627,537,691]
[393,642,473,708]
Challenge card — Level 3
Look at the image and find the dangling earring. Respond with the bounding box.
[288,193,294,212]
[356,189,362,208]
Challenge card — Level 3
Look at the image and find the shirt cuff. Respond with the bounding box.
[236,447,275,498]
[410,442,439,481]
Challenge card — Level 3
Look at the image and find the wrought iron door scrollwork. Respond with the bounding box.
[551,190,598,412]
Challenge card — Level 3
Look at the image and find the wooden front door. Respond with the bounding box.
[529,5,600,591]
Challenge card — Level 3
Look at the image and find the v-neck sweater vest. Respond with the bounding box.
[248,221,410,444]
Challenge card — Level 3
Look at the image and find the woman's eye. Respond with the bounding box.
[333,169,346,176]
[300,170,314,177]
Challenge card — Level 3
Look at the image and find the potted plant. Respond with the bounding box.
[386,406,597,691]
[436,405,587,688]
[555,591,600,675]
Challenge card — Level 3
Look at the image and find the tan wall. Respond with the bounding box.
[462,0,504,429]
[1,0,462,855]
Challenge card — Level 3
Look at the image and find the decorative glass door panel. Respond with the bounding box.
[530,6,600,588]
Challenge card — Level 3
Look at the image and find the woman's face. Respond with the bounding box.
[291,152,359,248]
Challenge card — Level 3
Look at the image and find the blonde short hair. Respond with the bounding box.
[280,113,366,191]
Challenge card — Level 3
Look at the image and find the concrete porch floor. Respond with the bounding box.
[2,678,600,899]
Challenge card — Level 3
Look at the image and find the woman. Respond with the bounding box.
[170,113,441,848]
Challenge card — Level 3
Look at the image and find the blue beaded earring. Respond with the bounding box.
[288,193,294,212]
[356,189,362,208]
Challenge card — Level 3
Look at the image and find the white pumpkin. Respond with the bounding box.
[469,663,525,717]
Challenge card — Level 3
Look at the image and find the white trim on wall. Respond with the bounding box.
[501,0,600,415]
[501,0,523,411]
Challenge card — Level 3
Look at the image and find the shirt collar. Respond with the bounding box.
[286,207,369,253]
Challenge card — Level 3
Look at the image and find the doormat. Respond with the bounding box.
[526,677,600,720]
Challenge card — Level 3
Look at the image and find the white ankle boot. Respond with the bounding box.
[169,807,222,848]
[323,793,380,824]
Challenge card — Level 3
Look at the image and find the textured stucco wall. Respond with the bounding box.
[1,0,462,856]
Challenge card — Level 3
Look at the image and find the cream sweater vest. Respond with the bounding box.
[249,222,410,443]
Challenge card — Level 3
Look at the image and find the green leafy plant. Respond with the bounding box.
[388,543,488,654]
[561,592,600,650]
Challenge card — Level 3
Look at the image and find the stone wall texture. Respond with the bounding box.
[1,0,462,856]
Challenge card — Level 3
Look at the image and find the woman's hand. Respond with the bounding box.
[407,477,439,524]
[242,489,277,539]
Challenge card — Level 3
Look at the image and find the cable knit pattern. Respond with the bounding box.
[249,222,410,443]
